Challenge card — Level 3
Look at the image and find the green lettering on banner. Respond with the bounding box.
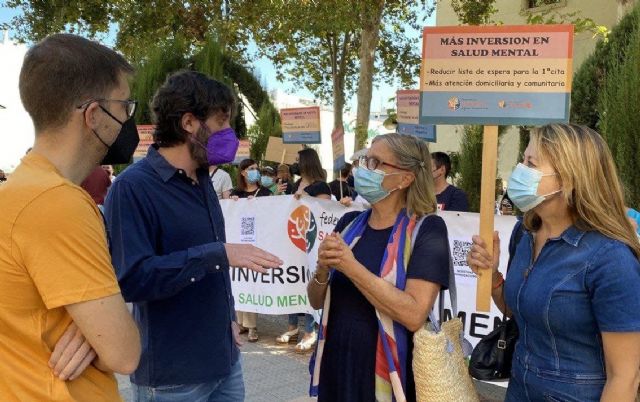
[241,293,273,307]
[276,294,308,307]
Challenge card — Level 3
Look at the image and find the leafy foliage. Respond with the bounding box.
[450,0,498,25]
[131,37,189,125]
[457,125,484,212]
[598,16,640,208]
[1,0,251,64]
[249,103,282,162]
[126,36,277,155]
[525,9,610,41]
[457,125,509,212]
[571,6,639,129]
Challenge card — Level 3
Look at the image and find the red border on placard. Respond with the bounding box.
[422,24,574,60]
[397,89,420,96]
[280,106,321,114]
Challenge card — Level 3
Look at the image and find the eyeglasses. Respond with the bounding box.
[77,99,138,120]
[358,155,408,171]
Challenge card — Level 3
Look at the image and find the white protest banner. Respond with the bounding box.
[437,211,517,347]
[221,198,518,348]
[220,195,363,315]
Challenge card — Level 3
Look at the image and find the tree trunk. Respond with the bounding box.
[333,77,345,130]
[331,32,352,130]
[355,0,386,150]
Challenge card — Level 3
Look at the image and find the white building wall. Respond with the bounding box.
[0,32,33,173]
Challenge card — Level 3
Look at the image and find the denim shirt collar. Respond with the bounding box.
[560,225,587,247]
[524,224,586,247]
[146,145,181,183]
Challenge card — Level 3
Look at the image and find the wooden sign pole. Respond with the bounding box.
[280,149,287,165]
[476,125,498,312]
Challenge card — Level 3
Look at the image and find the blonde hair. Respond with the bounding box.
[372,133,437,217]
[525,124,640,257]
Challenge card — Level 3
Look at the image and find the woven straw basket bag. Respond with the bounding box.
[413,317,479,402]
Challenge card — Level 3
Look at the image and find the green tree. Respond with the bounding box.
[131,37,189,124]
[1,1,282,158]
[451,0,498,25]
[249,103,282,161]
[448,0,612,210]
[354,1,435,149]
[232,0,360,133]
[1,0,250,63]
[127,36,279,156]
[232,0,435,150]
[448,0,504,211]
[5,0,435,155]
[599,13,640,208]
[571,5,639,129]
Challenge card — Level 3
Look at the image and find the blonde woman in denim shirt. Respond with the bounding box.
[468,124,640,402]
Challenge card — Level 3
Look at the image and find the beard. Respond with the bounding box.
[189,126,210,168]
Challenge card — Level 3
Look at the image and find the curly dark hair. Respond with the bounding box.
[151,70,236,147]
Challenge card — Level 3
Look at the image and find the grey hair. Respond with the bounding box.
[372,133,437,217]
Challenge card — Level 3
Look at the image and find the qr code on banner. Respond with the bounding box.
[240,216,257,243]
[241,217,255,236]
[452,239,472,267]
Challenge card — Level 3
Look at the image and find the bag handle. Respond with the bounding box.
[409,214,457,332]
[427,241,457,333]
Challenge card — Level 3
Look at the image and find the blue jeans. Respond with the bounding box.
[133,358,244,402]
[288,313,315,333]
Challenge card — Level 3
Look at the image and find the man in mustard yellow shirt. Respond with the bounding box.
[0,34,141,401]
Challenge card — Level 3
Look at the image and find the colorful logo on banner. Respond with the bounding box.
[396,90,436,142]
[280,106,322,144]
[420,24,574,125]
[288,206,317,253]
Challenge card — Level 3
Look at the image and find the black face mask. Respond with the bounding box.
[100,118,140,165]
[290,162,300,176]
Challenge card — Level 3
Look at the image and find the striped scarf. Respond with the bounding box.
[310,209,417,402]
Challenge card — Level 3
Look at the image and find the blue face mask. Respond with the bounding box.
[354,167,400,205]
[247,169,260,184]
[507,163,560,212]
[260,176,274,187]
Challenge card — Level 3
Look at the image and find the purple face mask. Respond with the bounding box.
[196,126,239,166]
[207,127,240,165]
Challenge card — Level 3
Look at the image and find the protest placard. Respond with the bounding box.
[420,24,573,310]
[280,106,322,144]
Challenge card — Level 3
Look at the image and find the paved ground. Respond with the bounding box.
[118,315,507,402]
